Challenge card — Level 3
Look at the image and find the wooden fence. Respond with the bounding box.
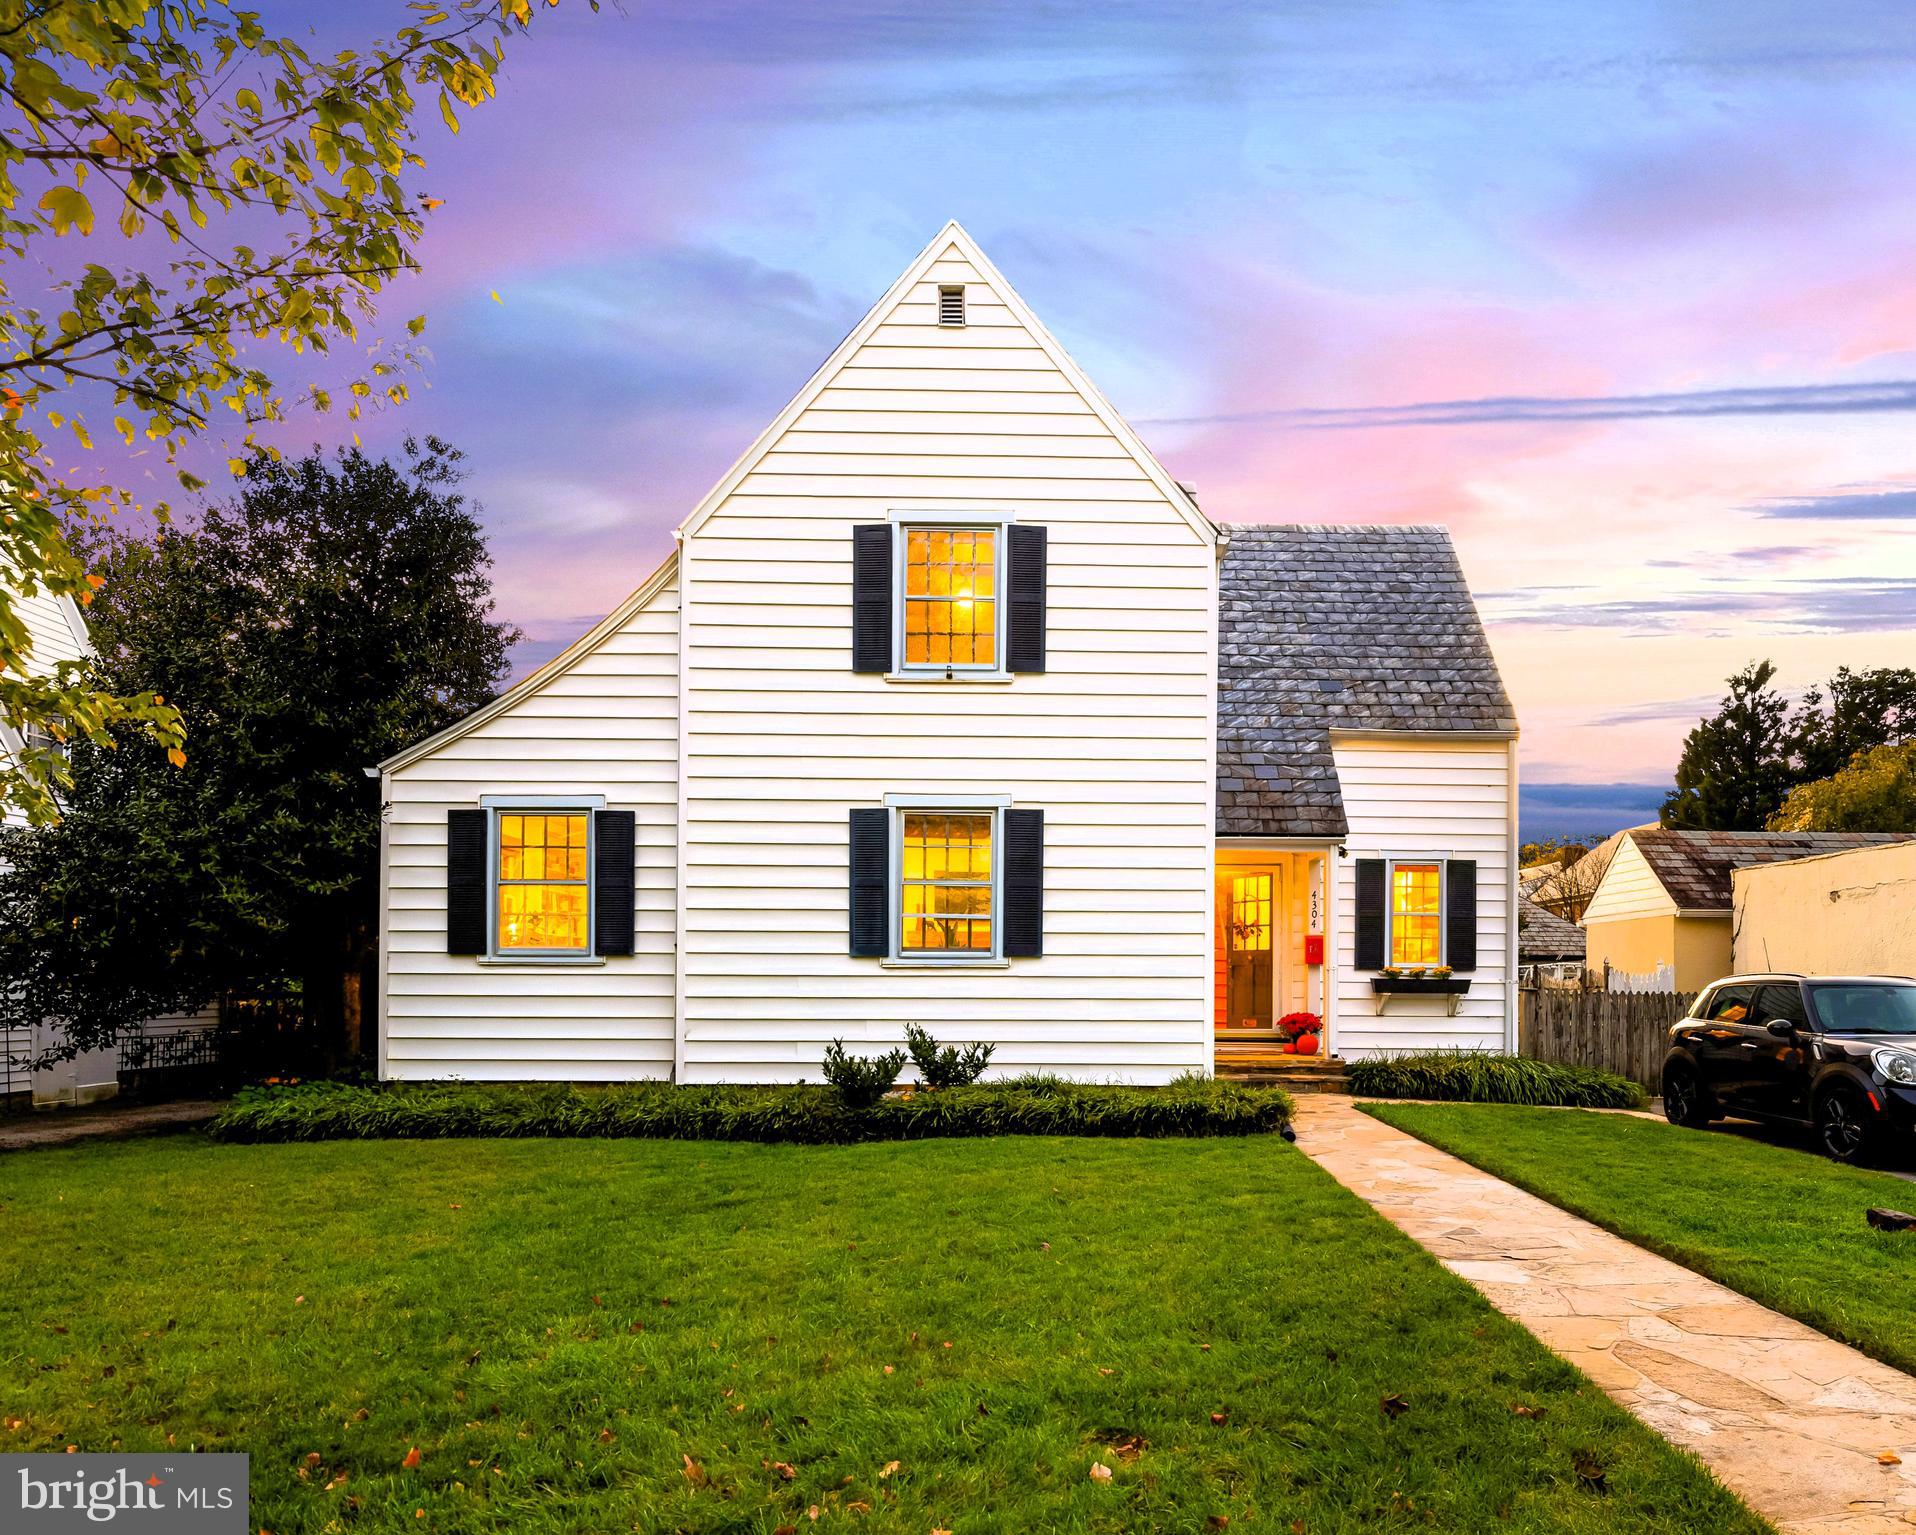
[1518,989,1697,1093]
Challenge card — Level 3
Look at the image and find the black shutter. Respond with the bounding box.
[446,808,487,955]
[1354,858,1385,971]
[1005,523,1047,673]
[851,524,893,673]
[849,807,889,957]
[1446,859,1478,972]
[1002,808,1044,957]
[594,810,636,957]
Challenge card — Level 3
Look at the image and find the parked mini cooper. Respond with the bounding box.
[1662,973,1916,1163]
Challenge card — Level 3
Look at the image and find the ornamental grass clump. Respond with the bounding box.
[209,1076,1293,1144]
[1347,1051,1646,1109]
[821,1039,907,1109]
[904,1023,995,1088]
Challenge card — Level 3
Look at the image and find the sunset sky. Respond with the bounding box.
[261,1,1916,837]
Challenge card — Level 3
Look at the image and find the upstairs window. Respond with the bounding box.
[497,811,590,953]
[938,284,966,326]
[903,527,997,670]
[900,810,994,955]
[1389,861,1442,967]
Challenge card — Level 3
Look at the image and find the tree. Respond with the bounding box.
[1769,742,1916,833]
[0,0,565,822]
[0,438,517,1062]
[1790,667,1916,782]
[1662,660,1796,830]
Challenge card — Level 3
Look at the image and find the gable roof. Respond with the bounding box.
[1518,894,1586,961]
[675,220,1217,548]
[1216,524,1516,838]
[1627,828,1916,912]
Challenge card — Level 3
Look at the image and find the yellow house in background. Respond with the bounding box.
[1733,840,1916,977]
[1581,829,1914,991]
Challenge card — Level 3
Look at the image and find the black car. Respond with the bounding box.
[1662,974,1916,1163]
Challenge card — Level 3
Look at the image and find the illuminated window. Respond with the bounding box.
[497,811,590,952]
[1389,861,1442,966]
[899,811,994,953]
[902,527,997,669]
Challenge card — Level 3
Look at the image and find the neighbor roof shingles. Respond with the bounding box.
[1627,829,1916,911]
[1216,524,1516,838]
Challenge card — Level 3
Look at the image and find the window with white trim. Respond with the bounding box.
[1388,860,1443,967]
[900,526,999,672]
[495,810,591,954]
[898,809,996,956]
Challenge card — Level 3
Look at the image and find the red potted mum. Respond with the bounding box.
[1276,1011,1322,1056]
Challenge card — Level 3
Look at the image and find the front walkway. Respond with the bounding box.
[0,1098,221,1152]
[1292,1096,1916,1535]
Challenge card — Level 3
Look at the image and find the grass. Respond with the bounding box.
[207,1076,1292,1144]
[1346,1053,1646,1109]
[0,1132,1768,1534]
[1365,1103,1916,1377]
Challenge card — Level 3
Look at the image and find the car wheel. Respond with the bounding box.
[1661,1061,1715,1128]
[1815,1082,1883,1165]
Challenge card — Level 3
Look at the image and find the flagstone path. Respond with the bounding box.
[1291,1095,1916,1534]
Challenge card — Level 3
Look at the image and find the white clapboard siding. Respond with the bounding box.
[1330,737,1515,1057]
[677,229,1217,1084]
[379,565,680,1081]
[1582,835,1680,921]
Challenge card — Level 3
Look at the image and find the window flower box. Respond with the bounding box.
[1370,975,1472,1017]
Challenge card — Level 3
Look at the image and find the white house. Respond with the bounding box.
[375,223,1519,1084]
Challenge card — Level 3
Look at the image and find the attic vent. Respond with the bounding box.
[937,285,966,327]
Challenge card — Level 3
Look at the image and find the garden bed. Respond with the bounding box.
[1346,1052,1647,1109]
[209,1076,1294,1144]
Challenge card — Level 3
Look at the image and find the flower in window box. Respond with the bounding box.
[1378,966,1402,980]
[1430,965,1453,979]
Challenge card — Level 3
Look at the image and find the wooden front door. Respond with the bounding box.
[1224,872,1275,1029]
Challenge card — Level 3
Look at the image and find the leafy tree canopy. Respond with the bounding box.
[0,438,518,1061]
[1769,742,1916,833]
[0,0,571,822]
[1662,661,1916,831]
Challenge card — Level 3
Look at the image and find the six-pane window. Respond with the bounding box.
[498,812,590,951]
[903,528,997,668]
[900,811,994,953]
[1389,861,1442,966]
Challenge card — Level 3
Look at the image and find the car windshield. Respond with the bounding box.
[1807,983,1916,1036]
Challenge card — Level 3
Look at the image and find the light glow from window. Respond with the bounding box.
[1390,862,1441,966]
[900,811,993,952]
[904,528,996,667]
[498,812,589,951]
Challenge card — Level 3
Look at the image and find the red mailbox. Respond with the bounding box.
[1304,934,1324,966]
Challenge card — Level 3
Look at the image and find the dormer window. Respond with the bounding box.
[937,285,965,327]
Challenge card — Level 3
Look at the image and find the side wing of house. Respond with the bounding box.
[378,559,680,1080]
[675,225,1219,1083]
[1330,734,1517,1054]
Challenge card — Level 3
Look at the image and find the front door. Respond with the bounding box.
[1224,871,1276,1029]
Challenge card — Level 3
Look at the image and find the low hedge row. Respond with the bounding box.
[209,1076,1294,1144]
[1346,1052,1646,1110]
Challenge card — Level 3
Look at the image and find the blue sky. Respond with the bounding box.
[273,1,1916,837]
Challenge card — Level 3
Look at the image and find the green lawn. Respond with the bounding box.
[1365,1104,1916,1376]
[0,1132,1766,1534]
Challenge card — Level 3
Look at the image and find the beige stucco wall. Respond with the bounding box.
[1585,911,1732,990]
[1733,842,1916,977]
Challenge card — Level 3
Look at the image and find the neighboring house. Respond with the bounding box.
[375,222,1520,1084]
[1582,828,1914,991]
[1732,841,1916,977]
[0,587,216,1109]
[1517,894,1585,967]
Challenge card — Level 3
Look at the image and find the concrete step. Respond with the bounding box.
[1217,1068,1350,1093]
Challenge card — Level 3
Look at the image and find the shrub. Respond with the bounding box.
[904,1023,995,1088]
[1346,1051,1646,1109]
[820,1039,906,1109]
[208,1077,1293,1144]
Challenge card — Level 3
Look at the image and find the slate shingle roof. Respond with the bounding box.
[1518,895,1586,962]
[1217,524,1516,837]
[1627,829,1916,911]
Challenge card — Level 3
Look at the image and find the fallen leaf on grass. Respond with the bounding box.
[1210,1412,1228,1425]
[846,1501,871,1514]
[775,1527,797,1535]
[1510,1403,1545,1419]
[1379,1393,1409,1420]
[1108,1436,1146,1462]
[598,1429,614,1444]
[402,1447,422,1470]
[293,1296,304,1306]
[682,1454,704,1484]
[1088,1463,1113,1483]
[878,1460,900,1479]
[1572,1451,1608,1494]
[807,1506,820,1521]
[1097,1368,1114,1377]
[1208,1518,1230,1530]
[769,1461,796,1481]
[1881,1452,1904,1466]
[305,1453,322,1466]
